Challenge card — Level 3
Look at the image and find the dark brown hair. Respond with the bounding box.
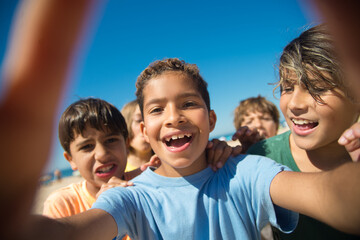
[58,98,128,154]
[135,58,210,115]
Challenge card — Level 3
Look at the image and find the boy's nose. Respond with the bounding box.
[165,105,185,127]
[251,118,262,128]
[288,87,309,111]
[94,144,109,162]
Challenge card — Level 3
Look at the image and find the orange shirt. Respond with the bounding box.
[43,180,95,218]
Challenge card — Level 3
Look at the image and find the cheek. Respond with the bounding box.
[279,96,288,116]
[131,122,140,135]
[266,122,278,134]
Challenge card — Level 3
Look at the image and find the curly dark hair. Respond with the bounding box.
[135,58,210,115]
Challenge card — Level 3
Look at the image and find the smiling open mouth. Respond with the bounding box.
[292,119,319,129]
[165,134,192,148]
[96,164,116,174]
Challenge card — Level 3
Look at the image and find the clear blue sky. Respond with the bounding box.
[0,0,320,173]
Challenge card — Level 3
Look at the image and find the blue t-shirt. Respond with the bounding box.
[92,154,298,239]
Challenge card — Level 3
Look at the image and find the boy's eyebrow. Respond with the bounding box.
[74,132,121,147]
[144,92,201,108]
[75,139,91,148]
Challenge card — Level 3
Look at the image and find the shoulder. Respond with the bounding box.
[45,181,83,202]
[43,181,86,218]
[247,131,291,155]
[224,154,291,180]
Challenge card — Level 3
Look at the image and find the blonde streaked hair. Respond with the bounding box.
[275,24,354,102]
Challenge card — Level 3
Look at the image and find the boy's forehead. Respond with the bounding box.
[143,72,198,99]
[73,124,121,139]
[244,110,269,118]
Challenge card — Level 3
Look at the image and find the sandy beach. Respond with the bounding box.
[32,175,84,215]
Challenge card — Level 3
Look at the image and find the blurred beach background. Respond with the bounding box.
[1,0,319,211]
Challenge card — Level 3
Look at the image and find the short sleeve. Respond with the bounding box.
[232,155,299,233]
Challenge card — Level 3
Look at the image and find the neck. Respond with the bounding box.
[290,134,351,172]
[85,181,99,199]
[155,152,208,177]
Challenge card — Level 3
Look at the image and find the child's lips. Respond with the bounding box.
[291,118,319,135]
[162,132,193,152]
[95,164,117,178]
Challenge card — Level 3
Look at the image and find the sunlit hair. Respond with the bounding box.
[274,24,354,102]
[135,58,210,115]
[233,95,279,130]
[59,98,128,154]
[121,99,138,141]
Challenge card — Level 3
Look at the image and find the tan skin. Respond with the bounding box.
[1,0,360,238]
[280,71,360,172]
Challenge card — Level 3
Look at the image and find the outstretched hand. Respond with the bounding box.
[206,138,242,171]
[232,126,264,153]
[338,122,360,162]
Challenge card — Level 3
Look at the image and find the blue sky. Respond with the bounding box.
[0,0,320,173]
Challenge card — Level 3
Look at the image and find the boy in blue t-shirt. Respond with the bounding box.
[88,58,358,239]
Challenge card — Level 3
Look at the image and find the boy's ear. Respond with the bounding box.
[140,121,150,143]
[63,151,78,171]
[209,110,217,132]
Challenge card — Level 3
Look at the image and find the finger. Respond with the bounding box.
[231,145,243,156]
[232,127,248,140]
[206,140,213,149]
[107,176,124,184]
[207,140,220,163]
[211,141,227,165]
[344,138,360,152]
[216,145,233,169]
[120,181,134,187]
[339,124,360,145]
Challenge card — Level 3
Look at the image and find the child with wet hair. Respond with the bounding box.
[247,24,360,240]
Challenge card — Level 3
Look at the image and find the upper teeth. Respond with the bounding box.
[165,133,192,142]
[292,119,316,125]
[98,165,113,173]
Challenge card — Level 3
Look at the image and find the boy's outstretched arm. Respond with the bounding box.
[24,209,117,240]
[0,0,99,238]
[270,163,360,235]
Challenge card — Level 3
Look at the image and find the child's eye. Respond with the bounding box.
[244,121,252,125]
[183,101,197,108]
[149,107,163,114]
[280,81,295,93]
[262,117,273,121]
[106,138,119,144]
[313,87,327,94]
[282,86,294,93]
[80,144,93,151]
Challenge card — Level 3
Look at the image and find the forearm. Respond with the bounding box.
[0,0,100,236]
[1,0,95,188]
[319,162,360,234]
[271,162,360,235]
[13,209,117,240]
